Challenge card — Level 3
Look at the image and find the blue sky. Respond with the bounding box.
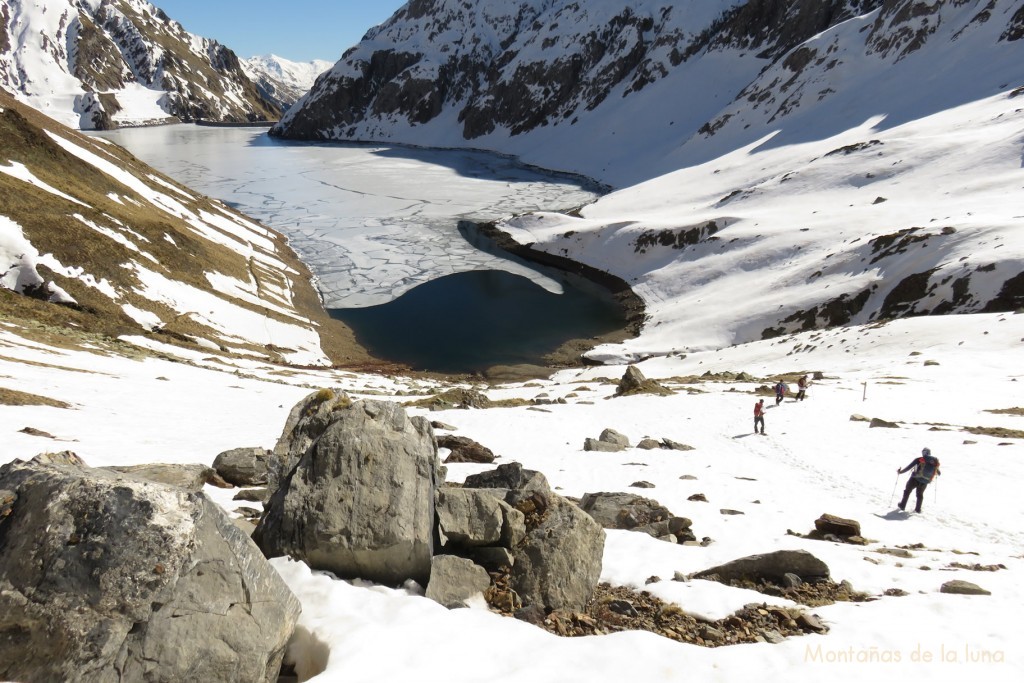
[155,0,407,62]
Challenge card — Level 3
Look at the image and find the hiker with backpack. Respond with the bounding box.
[774,381,786,406]
[796,375,809,401]
[896,448,941,513]
[754,399,766,435]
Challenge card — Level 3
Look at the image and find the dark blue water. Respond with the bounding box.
[329,269,626,373]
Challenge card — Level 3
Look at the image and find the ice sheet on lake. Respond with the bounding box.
[94,126,601,308]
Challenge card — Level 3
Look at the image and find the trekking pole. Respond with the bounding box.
[889,472,900,507]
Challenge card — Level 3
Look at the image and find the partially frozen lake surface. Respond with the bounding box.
[96,125,603,309]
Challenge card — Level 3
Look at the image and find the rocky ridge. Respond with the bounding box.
[275,0,882,155]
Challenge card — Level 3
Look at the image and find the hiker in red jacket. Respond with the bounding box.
[897,447,941,513]
[754,399,765,435]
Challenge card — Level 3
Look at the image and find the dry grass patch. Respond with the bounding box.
[0,387,72,409]
[985,407,1024,416]
[963,426,1024,440]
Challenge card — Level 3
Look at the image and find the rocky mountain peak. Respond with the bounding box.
[0,0,280,129]
[275,0,1024,188]
[271,1,914,158]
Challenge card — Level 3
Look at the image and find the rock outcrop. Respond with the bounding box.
[437,434,496,463]
[940,580,991,596]
[213,447,271,486]
[693,550,831,585]
[579,491,696,544]
[0,455,299,683]
[584,428,631,452]
[637,437,694,451]
[813,513,861,538]
[255,398,440,586]
[615,366,673,397]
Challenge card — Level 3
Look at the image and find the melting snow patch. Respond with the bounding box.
[205,271,305,322]
[124,262,328,365]
[0,215,78,304]
[148,174,196,200]
[73,214,157,263]
[0,161,90,207]
[45,132,191,219]
[121,304,162,331]
[188,336,222,351]
[46,281,76,304]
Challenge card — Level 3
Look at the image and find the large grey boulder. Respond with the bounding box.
[463,462,604,612]
[425,555,492,608]
[255,399,440,586]
[270,388,353,485]
[436,487,525,548]
[0,457,299,683]
[511,496,605,612]
[214,447,271,486]
[692,550,831,585]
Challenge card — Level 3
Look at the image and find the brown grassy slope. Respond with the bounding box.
[0,90,368,365]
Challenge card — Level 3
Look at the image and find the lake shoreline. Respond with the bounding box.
[315,220,645,383]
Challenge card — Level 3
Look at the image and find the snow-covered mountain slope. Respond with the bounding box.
[0,90,338,365]
[273,0,1024,357]
[274,0,1024,188]
[500,87,1024,357]
[242,54,332,112]
[0,0,280,129]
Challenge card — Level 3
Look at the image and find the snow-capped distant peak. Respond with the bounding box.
[242,54,333,112]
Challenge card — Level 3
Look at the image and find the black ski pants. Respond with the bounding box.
[899,478,928,513]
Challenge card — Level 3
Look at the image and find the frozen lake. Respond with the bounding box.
[95,125,604,309]
[95,125,622,371]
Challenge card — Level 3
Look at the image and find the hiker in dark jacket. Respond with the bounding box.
[774,382,786,406]
[897,447,941,513]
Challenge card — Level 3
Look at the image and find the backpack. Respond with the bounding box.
[915,455,940,483]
